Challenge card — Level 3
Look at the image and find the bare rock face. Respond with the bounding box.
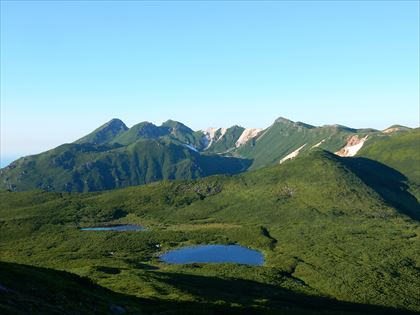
[235,128,263,147]
[335,135,369,157]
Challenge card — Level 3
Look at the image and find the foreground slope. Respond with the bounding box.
[1,261,417,315]
[1,150,419,313]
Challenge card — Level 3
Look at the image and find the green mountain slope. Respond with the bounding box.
[0,139,250,192]
[1,151,419,313]
[235,117,373,169]
[357,128,420,186]
[161,120,205,149]
[111,121,172,145]
[75,118,128,145]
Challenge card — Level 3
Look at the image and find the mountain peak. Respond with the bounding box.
[74,118,128,145]
[382,125,411,134]
[99,118,128,130]
[274,117,294,124]
[107,118,126,126]
[161,120,193,132]
[274,117,314,129]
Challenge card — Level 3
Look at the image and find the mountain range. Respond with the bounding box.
[1,117,418,193]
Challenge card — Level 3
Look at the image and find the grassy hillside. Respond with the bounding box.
[0,139,250,192]
[1,150,419,313]
[357,128,420,198]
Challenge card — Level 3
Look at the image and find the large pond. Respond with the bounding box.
[80,224,145,231]
[160,244,264,266]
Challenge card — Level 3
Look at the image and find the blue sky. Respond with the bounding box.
[1,0,419,165]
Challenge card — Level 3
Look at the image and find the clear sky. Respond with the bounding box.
[1,0,419,165]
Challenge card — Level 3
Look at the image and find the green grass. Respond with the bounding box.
[357,128,420,199]
[1,150,419,314]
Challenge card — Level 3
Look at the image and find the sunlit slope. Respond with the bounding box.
[0,139,250,192]
[1,150,419,312]
[235,117,373,169]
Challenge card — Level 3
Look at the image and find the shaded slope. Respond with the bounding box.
[342,156,420,220]
[357,128,420,186]
[2,262,416,315]
[0,261,143,315]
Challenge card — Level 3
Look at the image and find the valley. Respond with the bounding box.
[1,148,419,314]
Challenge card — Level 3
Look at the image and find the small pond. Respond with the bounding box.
[160,244,264,266]
[80,224,145,231]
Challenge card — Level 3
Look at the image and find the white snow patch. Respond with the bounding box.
[201,127,229,148]
[311,138,326,149]
[279,144,307,164]
[217,128,227,142]
[256,127,270,142]
[335,135,368,157]
[201,128,218,149]
[184,144,198,152]
[203,128,219,140]
[235,128,263,147]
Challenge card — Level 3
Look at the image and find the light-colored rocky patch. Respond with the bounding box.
[184,144,198,152]
[383,127,400,134]
[217,128,228,142]
[202,127,222,149]
[280,144,307,164]
[235,128,263,147]
[335,135,368,157]
[311,138,326,149]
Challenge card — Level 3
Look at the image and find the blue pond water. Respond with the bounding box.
[80,224,145,231]
[160,244,264,266]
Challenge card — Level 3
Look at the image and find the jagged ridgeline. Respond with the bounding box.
[1,117,418,192]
